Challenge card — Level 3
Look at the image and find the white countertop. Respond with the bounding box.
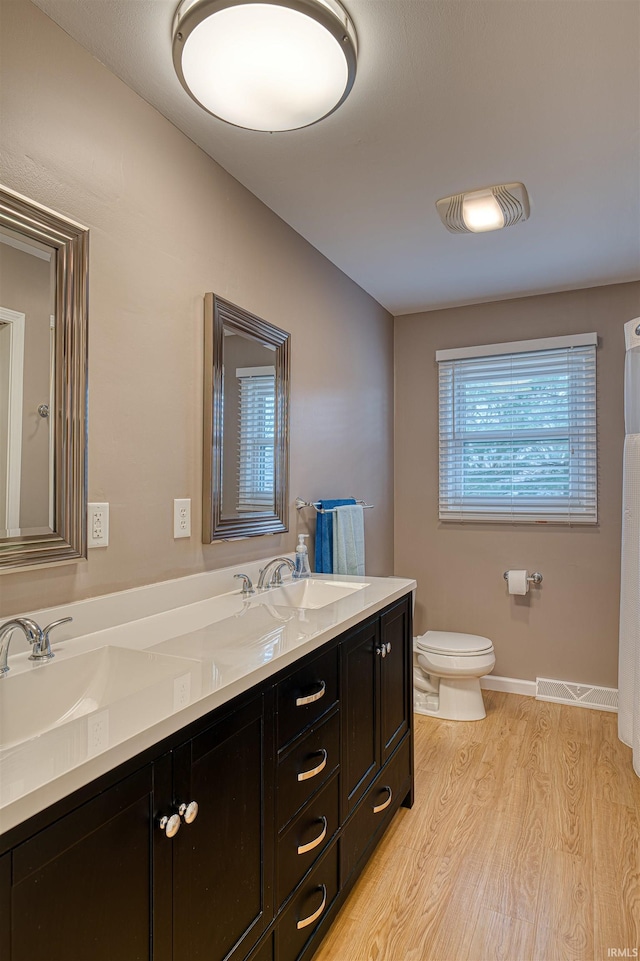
[0,569,415,837]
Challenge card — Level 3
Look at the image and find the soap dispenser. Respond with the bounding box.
[293,534,311,579]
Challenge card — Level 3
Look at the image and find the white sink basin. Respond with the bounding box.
[260,579,369,610]
[0,646,199,751]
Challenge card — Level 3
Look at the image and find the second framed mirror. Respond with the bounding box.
[203,294,290,541]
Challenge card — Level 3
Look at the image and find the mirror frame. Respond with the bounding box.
[203,294,290,541]
[0,185,88,571]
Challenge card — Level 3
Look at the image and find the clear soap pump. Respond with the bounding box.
[293,534,311,579]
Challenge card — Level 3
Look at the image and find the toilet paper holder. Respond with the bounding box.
[503,571,543,585]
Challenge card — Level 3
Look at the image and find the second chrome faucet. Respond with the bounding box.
[0,615,73,676]
[234,557,296,597]
[256,557,296,591]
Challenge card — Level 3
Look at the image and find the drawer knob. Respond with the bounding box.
[297,816,328,855]
[296,680,326,707]
[158,813,181,838]
[372,785,393,814]
[179,800,199,824]
[298,748,328,782]
[296,884,327,930]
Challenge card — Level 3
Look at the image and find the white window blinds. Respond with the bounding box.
[437,335,598,524]
[237,367,276,512]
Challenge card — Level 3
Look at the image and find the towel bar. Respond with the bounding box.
[295,497,374,514]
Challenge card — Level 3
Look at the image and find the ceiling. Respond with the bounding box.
[30,0,640,316]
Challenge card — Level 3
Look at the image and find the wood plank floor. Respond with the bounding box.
[315,692,640,961]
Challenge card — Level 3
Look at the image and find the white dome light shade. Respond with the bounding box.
[173,0,358,132]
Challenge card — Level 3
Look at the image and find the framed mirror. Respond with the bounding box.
[0,186,88,571]
[203,294,290,541]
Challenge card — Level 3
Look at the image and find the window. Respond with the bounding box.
[237,366,276,512]
[437,333,597,523]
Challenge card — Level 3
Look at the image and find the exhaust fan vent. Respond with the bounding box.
[436,181,530,234]
[536,677,618,712]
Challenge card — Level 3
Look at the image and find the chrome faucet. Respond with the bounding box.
[257,557,296,590]
[0,615,73,675]
[30,617,73,661]
[0,617,42,676]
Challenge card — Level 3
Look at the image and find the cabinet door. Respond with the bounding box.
[173,695,273,961]
[379,597,411,766]
[341,617,380,816]
[10,764,163,961]
[0,853,9,961]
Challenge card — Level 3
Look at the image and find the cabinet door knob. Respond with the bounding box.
[297,816,328,855]
[296,680,326,707]
[179,800,199,824]
[372,785,393,814]
[296,884,327,930]
[297,748,328,782]
[385,642,392,654]
[159,813,181,838]
[376,645,386,658]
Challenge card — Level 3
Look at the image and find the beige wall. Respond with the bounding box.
[395,282,640,688]
[0,0,394,615]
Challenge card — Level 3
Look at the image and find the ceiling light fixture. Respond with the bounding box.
[172,0,358,132]
[436,182,530,234]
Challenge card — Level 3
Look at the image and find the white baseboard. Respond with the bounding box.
[480,675,536,697]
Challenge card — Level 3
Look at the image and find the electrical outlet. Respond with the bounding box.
[173,673,192,711]
[87,710,109,756]
[173,498,191,538]
[88,502,109,548]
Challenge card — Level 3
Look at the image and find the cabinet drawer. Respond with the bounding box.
[341,736,411,884]
[277,645,338,750]
[277,771,339,907]
[278,710,339,830]
[277,841,339,961]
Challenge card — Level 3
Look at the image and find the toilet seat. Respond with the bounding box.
[416,630,494,657]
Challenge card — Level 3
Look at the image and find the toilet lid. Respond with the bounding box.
[416,631,494,656]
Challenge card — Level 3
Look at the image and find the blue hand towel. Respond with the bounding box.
[332,505,365,576]
[315,498,356,574]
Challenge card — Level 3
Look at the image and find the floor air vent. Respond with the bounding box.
[536,677,618,712]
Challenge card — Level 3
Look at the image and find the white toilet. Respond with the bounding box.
[413,631,495,721]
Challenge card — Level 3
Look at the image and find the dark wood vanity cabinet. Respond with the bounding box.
[274,594,413,961]
[2,696,272,961]
[0,592,413,961]
[7,764,161,961]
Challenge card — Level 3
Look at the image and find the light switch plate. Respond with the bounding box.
[88,502,109,548]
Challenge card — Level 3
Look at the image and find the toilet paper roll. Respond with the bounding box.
[507,570,529,595]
